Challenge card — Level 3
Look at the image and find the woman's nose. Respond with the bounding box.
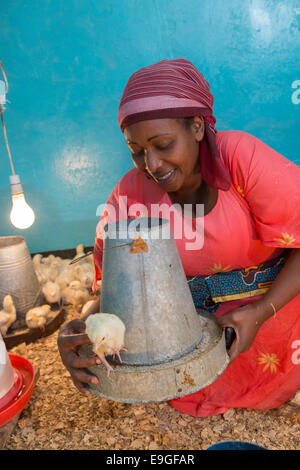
[144,149,162,174]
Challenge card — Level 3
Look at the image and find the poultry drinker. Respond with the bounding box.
[79,217,229,403]
[0,331,35,432]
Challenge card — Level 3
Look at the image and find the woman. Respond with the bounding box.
[58,58,300,417]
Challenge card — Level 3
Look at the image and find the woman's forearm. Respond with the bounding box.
[256,248,300,322]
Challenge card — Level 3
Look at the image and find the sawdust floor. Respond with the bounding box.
[4,306,300,450]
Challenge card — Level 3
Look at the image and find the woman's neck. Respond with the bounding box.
[168,178,218,217]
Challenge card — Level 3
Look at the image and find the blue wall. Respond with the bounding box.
[0,0,299,253]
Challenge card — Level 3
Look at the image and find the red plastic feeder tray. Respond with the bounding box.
[0,354,35,427]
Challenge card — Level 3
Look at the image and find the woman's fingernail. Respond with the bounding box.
[91,377,98,384]
[96,358,102,364]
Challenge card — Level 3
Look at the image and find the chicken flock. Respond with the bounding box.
[0,244,100,336]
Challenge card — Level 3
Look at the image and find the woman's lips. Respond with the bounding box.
[155,168,176,184]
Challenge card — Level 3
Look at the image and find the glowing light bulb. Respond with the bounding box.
[10,193,35,229]
[9,174,35,230]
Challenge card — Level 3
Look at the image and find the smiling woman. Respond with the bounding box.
[125,118,203,193]
[57,58,300,418]
[125,117,219,216]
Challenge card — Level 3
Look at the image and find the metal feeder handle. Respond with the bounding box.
[69,242,133,265]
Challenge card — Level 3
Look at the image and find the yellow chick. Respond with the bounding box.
[47,259,61,282]
[42,281,61,304]
[33,254,48,285]
[85,313,127,377]
[25,305,51,331]
[32,253,43,270]
[41,254,56,265]
[0,295,17,336]
[74,265,94,289]
[63,280,90,310]
[59,258,72,269]
[56,264,78,287]
[72,244,85,263]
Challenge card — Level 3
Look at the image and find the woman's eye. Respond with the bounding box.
[131,150,144,158]
[156,141,173,151]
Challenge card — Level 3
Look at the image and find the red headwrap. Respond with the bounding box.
[118,58,231,191]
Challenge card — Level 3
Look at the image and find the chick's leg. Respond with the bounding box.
[102,356,114,377]
[113,347,128,363]
[97,355,114,377]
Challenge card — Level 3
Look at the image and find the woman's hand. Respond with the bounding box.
[57,318,101,395]
[216,303,266,363]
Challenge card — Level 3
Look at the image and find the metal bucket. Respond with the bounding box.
[80,218,229,402]
[0,236,44,328]
[101,217,203,365]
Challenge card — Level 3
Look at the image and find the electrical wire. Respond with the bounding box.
[0,61,15,175]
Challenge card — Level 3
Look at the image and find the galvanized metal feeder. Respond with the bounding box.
[0,236,44,329]
[80,218,229,403]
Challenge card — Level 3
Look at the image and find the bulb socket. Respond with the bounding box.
[9,174,23,195]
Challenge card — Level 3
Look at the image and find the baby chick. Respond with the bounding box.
[74,264,94,289]
[72,244,85,263]
[26,305,51,331]
[56,265,78,287]
[41,254,56,265]
[61,280,90,311]
[32,253,43,270]
[85,313,127,377]
[0,295,17,336]
[42,281,61,304]
[33,253,49,285]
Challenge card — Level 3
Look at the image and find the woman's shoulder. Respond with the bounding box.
[216,130,258,152]
[216,130,264,172]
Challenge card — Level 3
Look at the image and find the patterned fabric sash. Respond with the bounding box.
[187,251,289,313]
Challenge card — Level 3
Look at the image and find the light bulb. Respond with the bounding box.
[9,174,35,230]
[10,192,35,229]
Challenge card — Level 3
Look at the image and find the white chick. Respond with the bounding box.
[42,281,61,304]
[33,254,49,285]
[32,253,43,270]
[47,260,61,282]
[59,258,72,269]
[85,313,127,377]
[72,244,85,263]
[62,280,90,310]
[41,254,56,265]
[56,264,78,287]
[0,295,17,336]
[74,265,94,289]
[25,305,51,331]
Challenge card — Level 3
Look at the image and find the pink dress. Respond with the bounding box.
[93,130,300,416]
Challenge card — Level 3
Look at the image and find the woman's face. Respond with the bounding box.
[124,117,204,194]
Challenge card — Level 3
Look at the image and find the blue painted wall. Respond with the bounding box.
[0,0,299,253]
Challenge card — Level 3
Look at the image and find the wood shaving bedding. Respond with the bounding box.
[4,305,300,450]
